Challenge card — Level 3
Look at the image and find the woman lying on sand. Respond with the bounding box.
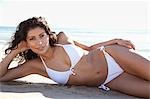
[0,17,149,98]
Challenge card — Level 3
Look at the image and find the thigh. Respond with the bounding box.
[105,45,150,81]
[106,72,150,98]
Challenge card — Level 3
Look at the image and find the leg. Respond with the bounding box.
[106,72,150,98]
[105,45,150,81]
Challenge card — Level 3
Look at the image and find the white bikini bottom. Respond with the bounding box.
[98,46,123,91]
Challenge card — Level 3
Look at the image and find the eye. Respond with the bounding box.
[29,37,35,41]
[40,33,45,38]
[41,34,45,37]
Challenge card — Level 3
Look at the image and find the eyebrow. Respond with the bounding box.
[27,32,46,38]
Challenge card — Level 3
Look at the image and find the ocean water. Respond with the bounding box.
[0,26,150,59]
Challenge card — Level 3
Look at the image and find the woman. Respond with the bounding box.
[0,17,149,98]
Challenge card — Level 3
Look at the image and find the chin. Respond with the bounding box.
[31,45,49,55]
[30,49,46,55]
[37,50,47,55]
[38,48,49,55]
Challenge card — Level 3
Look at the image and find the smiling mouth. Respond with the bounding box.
[37,46,45,51]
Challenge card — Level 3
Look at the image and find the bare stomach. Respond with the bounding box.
[67,49,108,86]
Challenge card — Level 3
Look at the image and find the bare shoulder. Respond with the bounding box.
[25,58,43,70]
[56,31,73,44]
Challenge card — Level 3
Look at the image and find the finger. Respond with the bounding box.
[119,40,132,49]
[126,40,135,50]
[117,39,135,49]
[125,41,135,50]
[123,43,132,49]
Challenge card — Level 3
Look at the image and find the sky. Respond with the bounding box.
[0,0,149,32]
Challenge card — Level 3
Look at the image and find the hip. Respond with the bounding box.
[68,49,109,86]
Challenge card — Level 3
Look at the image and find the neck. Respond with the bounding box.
[40,46,55,60]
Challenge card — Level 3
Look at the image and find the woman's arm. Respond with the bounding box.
[74,41,90,51]
[74,39,135,51]
[0,41,36,81]
[0,60,37,82]
[57,32,135,51]
[89,39,135,50]
[0,50,19,77]
[57,32,90,51]
[0,41,28,77]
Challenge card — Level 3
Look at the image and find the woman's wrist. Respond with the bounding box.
[10,49,20,57]
[113,39,121,44]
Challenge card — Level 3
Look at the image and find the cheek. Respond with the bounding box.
[27,42,36,48]
[45,36,50,44]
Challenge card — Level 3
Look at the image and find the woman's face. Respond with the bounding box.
[26,27,50,55]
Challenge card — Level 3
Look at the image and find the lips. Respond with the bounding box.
[33,41,49,54]
[35,44,45,51]
[37,46,45,51]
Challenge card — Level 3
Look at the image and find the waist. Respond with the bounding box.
[67,49,108,86]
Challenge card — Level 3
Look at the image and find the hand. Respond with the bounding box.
[14,41,29,53]
[115,39,135,50]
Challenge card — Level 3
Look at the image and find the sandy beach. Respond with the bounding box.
[0,74,143,99]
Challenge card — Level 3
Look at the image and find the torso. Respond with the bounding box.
[34,44,108,86]
[67,49,108,86]
[31,32,108,86]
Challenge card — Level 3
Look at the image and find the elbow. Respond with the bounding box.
[0,77,4,82]
[88,47,93,51]
[84,46,91,51]
[0,74,4,82]
[88,46,96,51]
[0,75,10,82]
[0,74,6,82]
[0,76,5,82]
[0,77,10,82]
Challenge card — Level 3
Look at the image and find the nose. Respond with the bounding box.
[36,39,43,46]
[39,41,42,45]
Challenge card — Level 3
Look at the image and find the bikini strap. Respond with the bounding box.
[97,46,108,56]
[55,44,64,47]
[98,85,110,91]
[97,46,105,51]
[40,56,48,69]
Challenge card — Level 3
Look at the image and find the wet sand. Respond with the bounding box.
[0,74,142,99]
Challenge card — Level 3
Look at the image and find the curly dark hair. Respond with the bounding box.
[5,16,57,63]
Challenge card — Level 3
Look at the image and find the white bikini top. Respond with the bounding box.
[40,43,85,85]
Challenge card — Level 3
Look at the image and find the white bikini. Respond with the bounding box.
[40,43,84,84]
[98,46,123,90]
[40,43,123,91]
